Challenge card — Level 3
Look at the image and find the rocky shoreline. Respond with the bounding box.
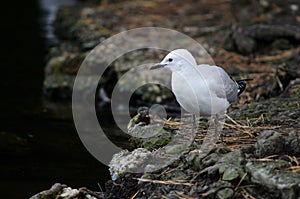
[33,0,300,198]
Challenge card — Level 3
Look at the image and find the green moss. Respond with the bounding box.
[143,130,171,149]
[130,128,172,149]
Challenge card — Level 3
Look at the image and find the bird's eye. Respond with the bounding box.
[168,58,173,62]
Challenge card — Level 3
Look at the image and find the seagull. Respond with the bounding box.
[150,49,251,131]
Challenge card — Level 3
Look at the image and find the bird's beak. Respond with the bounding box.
[150,63,167,70]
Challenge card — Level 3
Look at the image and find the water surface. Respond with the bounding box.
[0,1,112,198]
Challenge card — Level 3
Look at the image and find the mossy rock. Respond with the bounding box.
[246,160,300,198]
[218,150,246,181]
[229,95,300,125]
[130,127,172,149]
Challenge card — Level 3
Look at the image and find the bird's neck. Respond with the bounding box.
[175,65,199,76]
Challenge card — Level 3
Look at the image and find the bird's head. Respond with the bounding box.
[150,49,197,72]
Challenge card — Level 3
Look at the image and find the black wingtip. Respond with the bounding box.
[236,78,253,96]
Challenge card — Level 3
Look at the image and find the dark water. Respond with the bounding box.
[0,1,111,198]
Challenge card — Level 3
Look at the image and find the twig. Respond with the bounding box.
[222,122,255,137]
[225,114,242,126]
[254,155,279,162]
[275,75,284,91]
[252,113,265,125]
[235,173,248,191]
[289,166,300,172]
[292,156,299,165]
[133,178,193,186]
[260,155,279,159]
[129,190,139,199]
[223,122,280,130]
[217,143,254,150]
[241,188,257,199]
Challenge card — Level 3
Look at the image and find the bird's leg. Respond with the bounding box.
[212,115,219,142]
[198,114,220,158]
[192,114,196,130]
[213,113,225,142]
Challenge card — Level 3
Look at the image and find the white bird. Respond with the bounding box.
[150,49,251,119]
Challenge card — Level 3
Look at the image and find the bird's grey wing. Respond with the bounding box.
[214,67,238,104]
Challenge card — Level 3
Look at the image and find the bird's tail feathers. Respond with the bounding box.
[236,78,253,96]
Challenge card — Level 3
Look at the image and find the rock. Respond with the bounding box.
[230,0,264,23]
[229,92,300,125]
[54,5,102,51]
[43,51,86,100]
[45,52,86,76]
[216,187,234,199]
[53,5,81,40]
[285,131,300,156]
[108,148,152,180]
[270,39,293,51]
[43,74,74,99]
[186,149,202,170]
[246,161,300,199]
[279,52,300,79]
[130,127,172,149]
[30,183,67,199]
[255,130,300,157]
[44,45,175,106]
[163,143,188,155]
[202,181,233,198]
[201,151,224,167]
[222,167,240,181]
[231,0,300,25]
[232,27,256,55]
[255,130,285,157]
[198,148,231,169]
[128,107,172,149]
[162,169,187,181]
[196,149,245,182]
[217,150,245,181]
[224,24,300,54]
[30,183,103,199]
